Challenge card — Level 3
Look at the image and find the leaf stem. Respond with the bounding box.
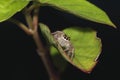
[9,2,60,79]
[24,8,34,29]
[8,18,33,35]
[27,2,40,13]
[30,3,60,80]
[33,30,60,80]
[33,5,39,32]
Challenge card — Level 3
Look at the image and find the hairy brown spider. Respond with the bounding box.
[52,31,74,59]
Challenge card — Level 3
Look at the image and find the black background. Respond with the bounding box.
[0,0,120,80]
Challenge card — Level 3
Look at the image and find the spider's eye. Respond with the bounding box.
[63,34,70,40]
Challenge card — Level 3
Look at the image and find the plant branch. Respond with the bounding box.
[23,1,40,30]
[23,7,34,29]
[31,3,60,80]
[27,3,40,13]
[8,1,60,80]
[33,29,60,80]
[33,6,39,32]
[8,18,33,35]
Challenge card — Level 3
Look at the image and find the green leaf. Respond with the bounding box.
[0,0,30,22]
[50,46,68,73]
[39,23,55,45]
[39,23,102,73]
[40,0,116,27]
[50,27,101,73]
[63,27,102,73]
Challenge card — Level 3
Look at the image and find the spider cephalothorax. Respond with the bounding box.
[52,31,74,59]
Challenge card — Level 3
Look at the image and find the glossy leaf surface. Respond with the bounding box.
[63,27,101,73]
[39,23,102,73]
[0,0,29,22]
[40,0,115,27]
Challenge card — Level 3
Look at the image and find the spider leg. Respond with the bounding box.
[64,47,74,60]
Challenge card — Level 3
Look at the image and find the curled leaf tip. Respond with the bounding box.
[111,23,117,28]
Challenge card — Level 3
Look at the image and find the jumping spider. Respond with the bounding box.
[52,31,74,59]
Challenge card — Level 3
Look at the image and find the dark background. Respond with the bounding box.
[0,0,120,80]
